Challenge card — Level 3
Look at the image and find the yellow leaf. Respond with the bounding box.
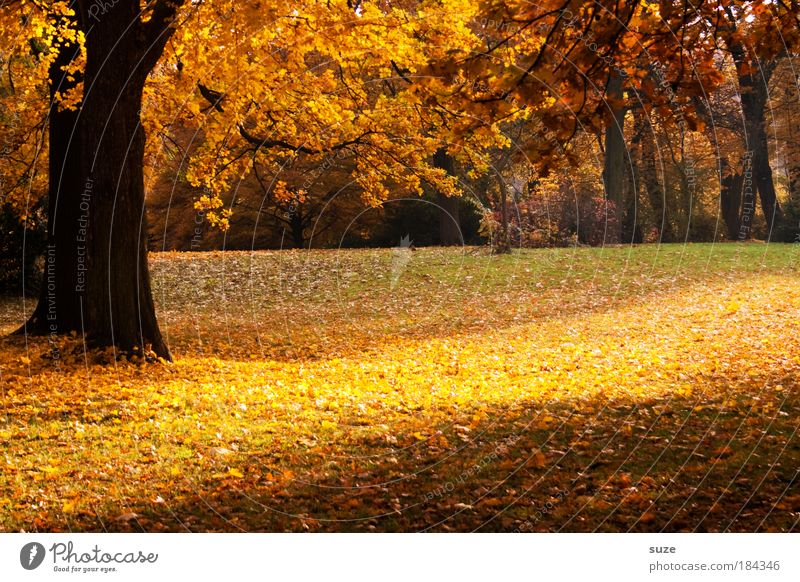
[530,449,546,468]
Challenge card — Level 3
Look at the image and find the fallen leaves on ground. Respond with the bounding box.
[0,244,798,532]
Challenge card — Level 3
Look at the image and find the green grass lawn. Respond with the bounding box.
[1,243,799,532]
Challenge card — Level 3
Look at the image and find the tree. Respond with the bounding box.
[602,72,627,243]
[6,0,481,358]
[18,2,86,334]
[5,0,185,359]
[433,149,462,246]
[769,57,800,242]
[692,69,751,241]
[701,1,800,238]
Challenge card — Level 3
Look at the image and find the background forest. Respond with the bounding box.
[2,0,799,298]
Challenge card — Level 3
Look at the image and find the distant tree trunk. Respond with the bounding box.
[602,72,626,243]
[437,193,461,245]
[433,149,461,245]
[729,43,782,236]
[494,172,511,253]
[781,81,800,241]
[19,5,85,335]
[788,124,800,200]
[624,110,643,243]
[719,158,744,240]
[788,142,800,202]
[675,159,693,237]
[694,102,743,241]
[289,211,305,249]
[634,107,674,242]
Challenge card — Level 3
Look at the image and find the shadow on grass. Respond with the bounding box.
[38,367,798,534]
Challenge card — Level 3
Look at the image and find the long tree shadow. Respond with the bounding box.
[36,364,799,533]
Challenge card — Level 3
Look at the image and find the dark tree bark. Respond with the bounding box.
[633,106,674,243]
[674,156,693,237]
[602,72,626,243]
[432,149,461,246]
[739,68,782,236]
[785,96,800,241]
[494,172,511,253]
[437,193,461,246]
[78,0,182,359]
[788,144,800,203]
[623,152,643,244]
[788,119,800,201]
[722,13,782,237]
[691,95,744,241]
[623,107,644,244]
[719,159,744,240]
[19,6,85,335]
[288,211,305,249]
[21,0,185,360]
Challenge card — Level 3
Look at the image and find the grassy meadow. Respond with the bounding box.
[0,243,798,532]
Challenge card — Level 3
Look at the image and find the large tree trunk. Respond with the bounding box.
[437,193,461,245]
[19,6,85,335]
[78,0,176,359]
[695,103,743,241]
[20,0,184,360]
[602,72,626,243]
[432,149,461,246]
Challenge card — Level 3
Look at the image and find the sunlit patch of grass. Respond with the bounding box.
[1,243,799,532]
